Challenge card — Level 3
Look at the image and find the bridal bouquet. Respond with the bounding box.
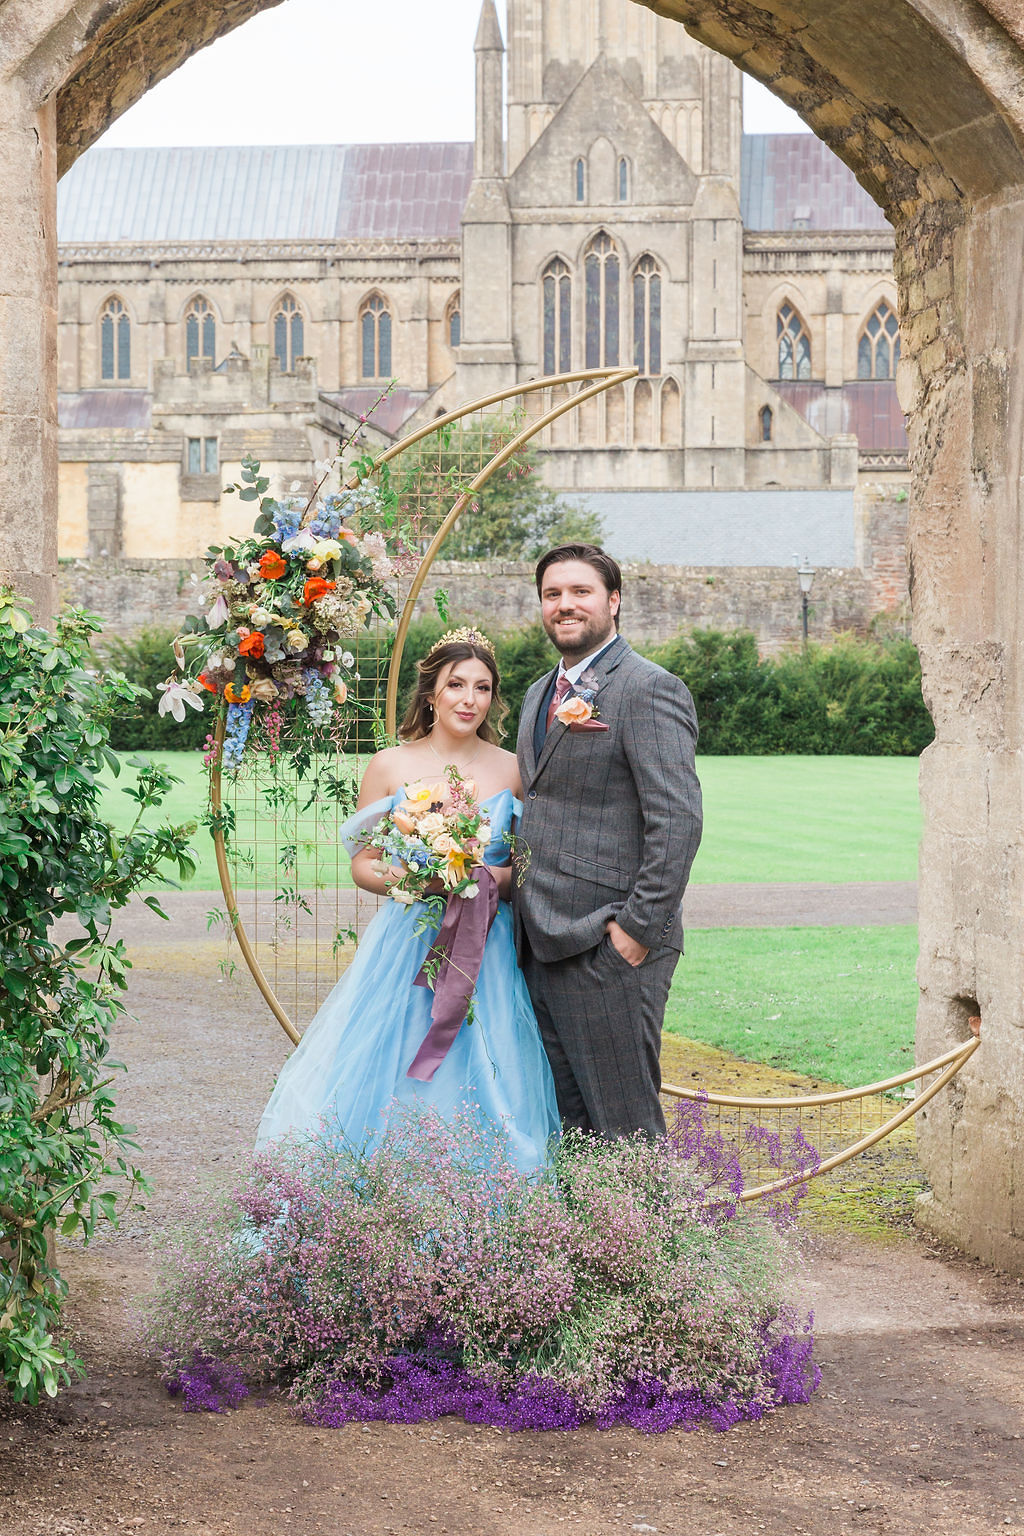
[365,772,492,911]
[362,771,498,1083]
[157,454,398,769]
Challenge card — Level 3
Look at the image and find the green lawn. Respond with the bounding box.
[99,750,922,892]
[666,924,919,1087]
[689,755,920,884]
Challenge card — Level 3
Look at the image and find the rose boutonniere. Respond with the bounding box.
[554,673,610,733]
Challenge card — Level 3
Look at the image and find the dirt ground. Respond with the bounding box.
[3,894,1021,1536]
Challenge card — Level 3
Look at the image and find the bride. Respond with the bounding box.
[255,629,559,1171]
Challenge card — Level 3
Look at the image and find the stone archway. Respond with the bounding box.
[632,0,1024,1270]
[0,0,287,618]
[2,0,1024,1267]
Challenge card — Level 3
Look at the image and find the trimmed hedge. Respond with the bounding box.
[101,623,932,757]
[646,629,933,755]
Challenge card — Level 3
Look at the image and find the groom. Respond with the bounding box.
[513,544,702,1139]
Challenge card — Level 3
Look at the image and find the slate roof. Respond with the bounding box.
[57,144,474,242]
[320,388,433,438]
[565,489,856,567]
[774,380,907,451]
[58,390,152,429]
[741,134,890,231]
[57,134,888,243]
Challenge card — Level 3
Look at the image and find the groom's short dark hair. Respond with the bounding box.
[534,544,622,602]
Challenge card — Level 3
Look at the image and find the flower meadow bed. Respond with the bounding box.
[149,1102,819,1434]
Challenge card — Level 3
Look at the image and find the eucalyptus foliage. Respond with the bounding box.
[0,594,196,1403]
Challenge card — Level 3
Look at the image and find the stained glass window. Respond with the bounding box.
[584,233,620,369]
[361,295,392,378]
[632,255,661,376]
[100,297,130,382]
[542,258,572,374]
[273,294,304,372]
[186,296,216,369]
[777,302,811,380]
[858,300,900,379]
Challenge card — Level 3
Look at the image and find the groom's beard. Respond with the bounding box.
[542,609,616,663]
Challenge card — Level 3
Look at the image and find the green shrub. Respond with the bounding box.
[100,627,209,752]
[0,595,195,1404]
[647,629,933,755]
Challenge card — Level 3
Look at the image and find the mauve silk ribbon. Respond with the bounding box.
[407,866,499,1082]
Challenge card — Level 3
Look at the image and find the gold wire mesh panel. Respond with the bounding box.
[210,369,636,1039]
[662,1036,981,1201]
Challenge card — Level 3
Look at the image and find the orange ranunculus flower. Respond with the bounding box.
[197,672,218,693]
[259,550,287,579]
[238,631,265,659]
[224,683,252,704]
[303,576,336,606]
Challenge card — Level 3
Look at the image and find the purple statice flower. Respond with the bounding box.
[147,1101,820,1434]
[164,1352,249,1414]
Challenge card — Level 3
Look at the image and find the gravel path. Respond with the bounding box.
[102,880,918,952]
[2,926,1020,1536]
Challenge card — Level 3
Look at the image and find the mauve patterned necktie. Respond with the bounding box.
[546,672,572,731]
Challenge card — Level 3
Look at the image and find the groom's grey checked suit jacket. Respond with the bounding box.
[512,636,702,1137]
[514,635,702,963]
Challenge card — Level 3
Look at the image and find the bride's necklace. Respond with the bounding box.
[427,730,482,776]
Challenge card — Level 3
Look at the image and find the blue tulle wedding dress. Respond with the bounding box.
[255,789,559,1173]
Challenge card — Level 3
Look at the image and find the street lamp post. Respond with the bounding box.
[797,558,815,648]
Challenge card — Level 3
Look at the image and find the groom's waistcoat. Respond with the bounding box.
[513,637,702,964]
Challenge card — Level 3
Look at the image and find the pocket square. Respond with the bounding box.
[569,719,610,733]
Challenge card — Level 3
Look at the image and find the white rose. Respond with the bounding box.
[417,812,446,838]
[475,823,492,844]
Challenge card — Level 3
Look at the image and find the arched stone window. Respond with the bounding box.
[185,295,216,369]
[273,293,304,373]
[777,301,811,380]
[360,294,392,378]
[574,157,585,203]
[618,157,629,203]
[100,296,130,382]
[634,378,654,444]
[632,255,661,376]
[542,258,572,374]
[760,405,773,442]
[447,293,461,349]
[584,232,619,369]
[660,377,681,445]
[858,299,900,379]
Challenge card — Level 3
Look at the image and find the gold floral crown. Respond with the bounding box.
[426,626,496,660]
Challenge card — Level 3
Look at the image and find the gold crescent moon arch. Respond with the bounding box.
[208,366,981,1201]
[210,367,634,1047]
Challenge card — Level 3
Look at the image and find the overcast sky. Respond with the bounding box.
[96,0,808,149]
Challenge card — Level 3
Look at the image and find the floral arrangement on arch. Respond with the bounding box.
[159,448,398,770]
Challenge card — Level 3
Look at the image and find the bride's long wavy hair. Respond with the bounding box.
[399,639,508,744]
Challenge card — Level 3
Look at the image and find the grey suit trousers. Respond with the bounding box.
[521,931,678,1138]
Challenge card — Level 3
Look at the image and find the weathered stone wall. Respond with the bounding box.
[57,554,901,655]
